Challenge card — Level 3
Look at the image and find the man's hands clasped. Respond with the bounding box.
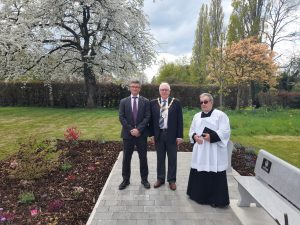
[194,133,210,144]
[130,128,140,137]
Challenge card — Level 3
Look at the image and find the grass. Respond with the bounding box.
[0,107,121,160]
[0,106,299,167]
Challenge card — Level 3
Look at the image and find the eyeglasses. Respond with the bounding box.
[130,86,140,89]
[200,100,210,105]
[159,89,170,92]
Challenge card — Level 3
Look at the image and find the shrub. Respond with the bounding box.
[18,192,35,204]
[60,163,72,172]
[64,127,80,145]
[10,137,59,180]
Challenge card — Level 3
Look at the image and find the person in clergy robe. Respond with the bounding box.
[149,82,183,191]
[187,93,230,208]
[118,80,151,190]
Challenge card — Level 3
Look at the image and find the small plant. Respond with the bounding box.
[30,208,39,217]
[0,208,14,223]
[60,163,72,172]
[66,174,76,181]
[97,134,106,144]
[18,191,35,204]
[73,186,84,199]
[47,199,64,212]
[42,216,59,225]
[10,136,59,180]
[64,127,80,145]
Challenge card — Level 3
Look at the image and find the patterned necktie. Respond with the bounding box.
[159,100,167,129]
[132,97,138,125]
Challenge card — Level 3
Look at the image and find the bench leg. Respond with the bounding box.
[237,184,256,207]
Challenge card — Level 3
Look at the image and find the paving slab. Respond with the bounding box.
[87,152,276,225]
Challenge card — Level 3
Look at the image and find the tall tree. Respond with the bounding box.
[207,34,230,108]
[229,0,270,40]
[191,0,224,83]
[227,3,246,44]
[0,0,156,107]
[190,4,210,83]
[225,37,278,109]
[209,0,224,48]
[264,0,300,51]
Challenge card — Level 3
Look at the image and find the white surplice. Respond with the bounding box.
[189,109,231,172]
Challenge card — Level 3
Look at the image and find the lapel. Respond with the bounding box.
[127,96,133,116]
[137,97,144,119]
[154,98,161,113]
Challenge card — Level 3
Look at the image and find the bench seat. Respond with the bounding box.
[234,149,300,225]
[235,176,300,225]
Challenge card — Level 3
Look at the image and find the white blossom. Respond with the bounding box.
[0,0,156,85]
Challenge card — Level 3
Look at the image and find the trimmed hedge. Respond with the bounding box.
[0,82,299,108]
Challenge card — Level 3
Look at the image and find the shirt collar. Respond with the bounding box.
[131,94,140,98]
[161,97,168,103]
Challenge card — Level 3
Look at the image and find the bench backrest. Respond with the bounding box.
[255,149,300,209]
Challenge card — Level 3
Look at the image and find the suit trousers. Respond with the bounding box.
[122,137,149,181]
[155,130,177,183]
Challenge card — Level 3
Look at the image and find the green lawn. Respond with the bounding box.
[0,107,299,167]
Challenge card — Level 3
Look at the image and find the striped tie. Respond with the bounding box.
[159,100,167,129]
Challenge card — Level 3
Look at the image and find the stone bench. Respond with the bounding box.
[234,149,300,225]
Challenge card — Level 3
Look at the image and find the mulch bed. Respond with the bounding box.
[0,141,256,224]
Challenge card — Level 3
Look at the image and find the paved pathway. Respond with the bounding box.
[87,152,276,225]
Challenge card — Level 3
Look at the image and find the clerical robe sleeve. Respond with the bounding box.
[215,112,231,148]
[189,115,197,143]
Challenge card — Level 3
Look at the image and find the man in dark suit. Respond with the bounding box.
[149,82,183,191]
[119,80,151,190]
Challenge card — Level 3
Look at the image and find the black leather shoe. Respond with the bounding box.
[210,203,217,208]
[141,180,151,189]
[210,203,229,208]
[119,180,130,190]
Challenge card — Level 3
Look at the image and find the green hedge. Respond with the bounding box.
[0,82,299,108]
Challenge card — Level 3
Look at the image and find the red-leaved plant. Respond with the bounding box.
[47,199,64,212]
[64,127,80,145]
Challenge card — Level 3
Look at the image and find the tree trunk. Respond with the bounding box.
[48,84,54,107]
[235,85,241,110]
[248,83,253,107]
[219,82,223,109]
[219,93,223,109]
[83,62,97,108]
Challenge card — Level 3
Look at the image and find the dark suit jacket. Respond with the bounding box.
[119,96,150,139]
[149,97,183,144]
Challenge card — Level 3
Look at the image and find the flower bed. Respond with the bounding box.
[0,141,255,224]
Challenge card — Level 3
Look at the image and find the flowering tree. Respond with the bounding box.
[225,37,278,109]
[0,0,156,107]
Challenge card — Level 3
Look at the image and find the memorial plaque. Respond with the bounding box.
[261,158,272,173]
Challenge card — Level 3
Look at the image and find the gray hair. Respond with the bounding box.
[200,93,213,102]
[130,80,141,86]
[159,82,171,90]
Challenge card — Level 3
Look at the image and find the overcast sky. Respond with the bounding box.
[143,0,232,80]
[143,0,300,81]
